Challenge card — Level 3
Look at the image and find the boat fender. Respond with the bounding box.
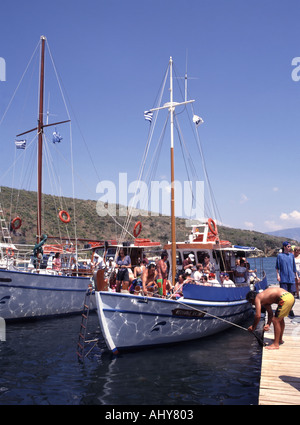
[6,248,14,257]
[133,221,142,238]
[11,216,22,230]
[59,210,71,224]
[208,218,218,235]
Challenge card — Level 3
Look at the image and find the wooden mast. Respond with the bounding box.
[148,58,195,287]
[15,36,70,245]
[37,35,46,244]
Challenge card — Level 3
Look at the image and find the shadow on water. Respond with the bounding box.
[0,310,263,405]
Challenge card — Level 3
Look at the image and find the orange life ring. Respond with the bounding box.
[59,210,71,224]
[6,248,14,257]
[11,216,22,230]
[208,218,218,235]
[133,221,142,238]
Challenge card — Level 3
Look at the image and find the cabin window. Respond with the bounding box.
[176,251,182,265]
[196,251,210,264]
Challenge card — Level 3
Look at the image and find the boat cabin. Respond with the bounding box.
[164,220,261,285]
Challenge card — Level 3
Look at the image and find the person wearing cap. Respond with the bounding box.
[276,241,298,316]
[182,253,195,274]
[208,272,221,286]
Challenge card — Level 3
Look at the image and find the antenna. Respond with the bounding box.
[175,49,198,101]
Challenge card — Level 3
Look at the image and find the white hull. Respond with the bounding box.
[0,269,95,321]
[96,291,253,353]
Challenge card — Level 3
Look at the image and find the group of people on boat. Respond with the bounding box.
[104,248,259,299]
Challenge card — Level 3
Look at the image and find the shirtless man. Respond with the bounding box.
[246,287,295,350]
[142,263,158,296]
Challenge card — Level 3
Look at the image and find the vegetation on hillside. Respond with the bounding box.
[0,186,293,255]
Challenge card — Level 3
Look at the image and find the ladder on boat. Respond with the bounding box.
[0,203,12,244]
[76,287,98,361]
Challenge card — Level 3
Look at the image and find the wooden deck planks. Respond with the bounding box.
[258,299,300,405]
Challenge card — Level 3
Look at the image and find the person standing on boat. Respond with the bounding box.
[276,241,298,316]
[52,252,61,271]
[115,248,131,292]
[156,251,169,296]
[234,258,247,285]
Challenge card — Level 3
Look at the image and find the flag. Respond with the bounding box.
[193,115,204,127]
[15,140,26,149]
[52,129,63,144]
[144,110,153,123]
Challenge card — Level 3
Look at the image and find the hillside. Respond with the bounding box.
[266,228,300,242]
[0,186,292,255]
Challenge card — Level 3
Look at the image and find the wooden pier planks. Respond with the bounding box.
[259,299,300,405]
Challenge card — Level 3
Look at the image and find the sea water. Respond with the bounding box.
[0,257,276,405]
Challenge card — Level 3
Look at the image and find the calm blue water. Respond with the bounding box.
[0,257,276,406]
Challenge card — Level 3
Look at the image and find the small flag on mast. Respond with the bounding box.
[52,128,63,144]
[15,140,26,149]
[144,110,153,123]
[193,115,204,127]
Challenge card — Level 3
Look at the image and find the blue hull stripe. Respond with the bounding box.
[103,305,252,321]
[0,283,87,292]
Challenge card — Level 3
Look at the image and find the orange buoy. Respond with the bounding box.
[11,216,22,230]
[59,210,71,224]
[208,218,218,235]
[133,221,142,238]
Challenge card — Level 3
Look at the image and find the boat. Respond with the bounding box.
[0,36,98,321]
[95,57,268,353]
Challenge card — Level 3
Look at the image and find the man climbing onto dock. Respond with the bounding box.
[246,287,295,350]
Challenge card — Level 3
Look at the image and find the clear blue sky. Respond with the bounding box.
[1,0,300,234]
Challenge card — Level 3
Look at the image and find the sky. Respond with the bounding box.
[1,0,300,234]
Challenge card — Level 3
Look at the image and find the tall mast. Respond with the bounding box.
[169,57,176,287]
[37,36,46,243]
[148,58,195,287]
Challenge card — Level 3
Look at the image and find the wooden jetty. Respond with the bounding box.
[259,298,300,405]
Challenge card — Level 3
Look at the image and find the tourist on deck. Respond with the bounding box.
[208,272,220,286]
[193,264,204,283]
[203,254,215,273]
[115,248,132,292]
[142,262,158,296]
[52,252,61,271]
[220,273,235,287]
[234,258,247,285]
[183,253,195,274]
[199,275,211,286]
[246,287,295,350]
[92,252,105,270]
[156,250,170,296]
[246,262,258,284]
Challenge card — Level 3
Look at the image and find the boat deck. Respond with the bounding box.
[258,298,300,405]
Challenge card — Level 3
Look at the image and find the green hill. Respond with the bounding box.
[0,186,293,255]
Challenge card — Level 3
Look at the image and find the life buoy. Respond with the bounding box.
[133,221,142,238]
[59,210,71,224]
[11,216,22,230]
[208,218,218,235]
[6,248,14,257]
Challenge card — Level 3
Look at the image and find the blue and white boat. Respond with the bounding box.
[95,57,268,353]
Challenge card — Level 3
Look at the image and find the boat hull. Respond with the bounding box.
[0,269,94,321]
[95,290,254,353]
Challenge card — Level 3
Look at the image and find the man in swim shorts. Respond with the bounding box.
[246,287,295,350]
